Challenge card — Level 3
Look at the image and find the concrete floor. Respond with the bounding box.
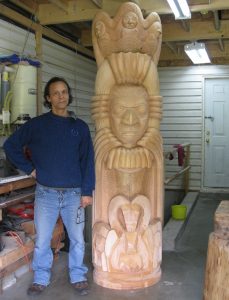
[1,192,228,300]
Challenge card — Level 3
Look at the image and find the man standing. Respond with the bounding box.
[4,77,95,296]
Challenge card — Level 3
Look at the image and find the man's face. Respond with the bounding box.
[110,86,149,148]
[47,81,69,111]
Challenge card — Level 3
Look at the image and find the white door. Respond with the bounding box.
[204,77,229,188]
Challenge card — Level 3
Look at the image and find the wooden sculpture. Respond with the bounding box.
[203,201,229,300]
[91,2,163,290]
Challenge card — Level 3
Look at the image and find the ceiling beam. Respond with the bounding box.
[37,0,100,25]
[0,3,39,30]
[91,0,103,8]
[162,19,227,42]
[180,20,190,32]
[0,3,94,58]
[50,23,82,39]
[37,0,229,25]
[218,38,224,51]
[81,18,229,47]
[164,42,178,55]
[213,10,220,30]
[135,0,229,15]
[48,0,69,13]
[42,26,94,57]
[159,41,229,62]
[9,0,38,14]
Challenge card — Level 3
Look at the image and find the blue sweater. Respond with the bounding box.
[3,111,95,196]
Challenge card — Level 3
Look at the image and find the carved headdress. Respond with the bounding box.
[92,2,162,66]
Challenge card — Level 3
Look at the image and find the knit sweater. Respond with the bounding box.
[3,111,95,196]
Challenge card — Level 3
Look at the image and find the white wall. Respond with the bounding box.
[42,38,96,135]
[0,19,96,138]
[0,19,36,57]
[159,65,229,190]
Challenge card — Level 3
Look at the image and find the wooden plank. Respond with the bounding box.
[0,238,34,270]
[164,166,190,185]
[184,145,191,194]
[48,0,69,12]
[0,253,33,279]
[0,220,63,269]
[0,192,34,209]
[0,4,94,58]
[0,178,35,195]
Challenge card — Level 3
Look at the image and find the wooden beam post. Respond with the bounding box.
[183,144,190,195]
[91,0,103,8]
[35,25,43,116]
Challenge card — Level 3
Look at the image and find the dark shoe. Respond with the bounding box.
[72,281,89,296]
[27,283,46,296]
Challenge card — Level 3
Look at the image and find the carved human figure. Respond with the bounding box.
[91,2,163,290]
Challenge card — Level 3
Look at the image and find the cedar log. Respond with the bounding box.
[203,201,229,300]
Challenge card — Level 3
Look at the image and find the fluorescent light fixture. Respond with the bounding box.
[184,42,211,64]
[167,0,191,19]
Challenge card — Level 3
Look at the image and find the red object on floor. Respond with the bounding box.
[7,203,34,219]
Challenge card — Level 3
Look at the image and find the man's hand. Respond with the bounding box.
[80,196,93,208]
[30,169,36,178]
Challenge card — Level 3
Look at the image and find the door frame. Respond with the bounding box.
[201,75,229,192]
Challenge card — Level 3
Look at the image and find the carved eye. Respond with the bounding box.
[137,104,147,115]
[112,104,125,115]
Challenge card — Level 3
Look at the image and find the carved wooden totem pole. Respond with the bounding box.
[91,2,163,290]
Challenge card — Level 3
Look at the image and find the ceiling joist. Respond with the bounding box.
[36,0,229,25]
[91,0,103,8]
[213,10,221,31]
[218,38,224,51]
[180,20,191,32]
[2,0,229,66]
[10,0,38,14]
[48,0,69,13]
[165,42,178,55]
[0,3,94,58]
[80,18,229,47]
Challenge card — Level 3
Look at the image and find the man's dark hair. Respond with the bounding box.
[43,77,73,109]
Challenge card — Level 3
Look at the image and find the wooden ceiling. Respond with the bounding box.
[1,0,229,66]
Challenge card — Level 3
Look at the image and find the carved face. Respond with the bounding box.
[110,86,149,148]
[122,12,138,29]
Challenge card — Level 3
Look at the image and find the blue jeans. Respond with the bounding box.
[32,184,88,285]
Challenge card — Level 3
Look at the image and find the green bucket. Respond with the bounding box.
[171,204,187,220]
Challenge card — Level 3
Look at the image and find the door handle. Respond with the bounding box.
[205,130,210,143]
[205,116,214,121]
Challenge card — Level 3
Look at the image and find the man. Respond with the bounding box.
[4,76,95,296]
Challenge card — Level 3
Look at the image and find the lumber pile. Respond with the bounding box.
[0,218,64,292]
